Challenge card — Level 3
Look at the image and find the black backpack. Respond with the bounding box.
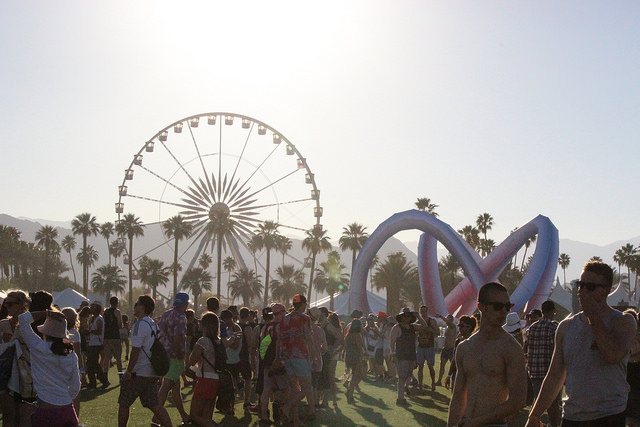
[212,338,227,372]
[142,320,170,377]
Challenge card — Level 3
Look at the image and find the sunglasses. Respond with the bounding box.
[483,301,514,311]
[577,281,609,291]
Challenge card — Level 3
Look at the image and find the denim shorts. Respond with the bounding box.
[284,359,311,377]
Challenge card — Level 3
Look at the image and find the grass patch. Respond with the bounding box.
[77,359,531,426]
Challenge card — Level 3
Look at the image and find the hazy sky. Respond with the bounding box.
[2,1,639,255]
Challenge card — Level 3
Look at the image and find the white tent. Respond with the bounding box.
[548,278,573,312]
[608,280,639,308]
[310,290,387,316]
[52,287,89,310]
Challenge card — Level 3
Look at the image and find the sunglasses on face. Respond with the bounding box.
[483,301,514,311]
[577,281,609,291]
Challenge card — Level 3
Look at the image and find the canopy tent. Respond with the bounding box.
[310,290,387,316]
[548,278,573,313]
[608,279,639,308]
[52,287,90,310]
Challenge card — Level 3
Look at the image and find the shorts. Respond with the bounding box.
[441,347,454,361]
[104,339,122,361]
[396,359,416,378]
[118,375,160,408]
[284,359,311,377]
[31,404,78,427]
[163,358,185,383]
[227,360,252,381]
[416,346,435,366]
[193,377,219,400]
[374,349,384,366]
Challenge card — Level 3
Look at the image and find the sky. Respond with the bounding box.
[2,1,640,260]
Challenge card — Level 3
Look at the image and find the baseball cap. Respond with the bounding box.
[377,311,387,318]
[292,294,306,304]
[173,292,190,307]
[271,303,286,314]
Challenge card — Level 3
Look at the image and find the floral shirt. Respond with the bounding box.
[157,308,186,359]
[277,311,313,360]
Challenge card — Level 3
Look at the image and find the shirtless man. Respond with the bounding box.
[447,282,527,427]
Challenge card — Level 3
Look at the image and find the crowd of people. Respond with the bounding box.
[1,260,640,427]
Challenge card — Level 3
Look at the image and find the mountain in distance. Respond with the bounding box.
[3,214,636,296]
[0,214,414,300]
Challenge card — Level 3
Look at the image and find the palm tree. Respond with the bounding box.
[91,264,126,301]
[100,222,115,265]
[271,265,307,304]
[182,267,212,314]
[439,253,462,295]
[162,215,194,297]
[415,197,439,216]
[314,251,349,311]
[0,226,21,279]
[476,213,494,241]
[35,225,60,288]
[206,208,238,301]
[77,246,99,293]
[199,253,213,270]
[277,236,293,269]
[252,221,282,306]
[229,268,263,307]
[478,238,496,258]
[373,252,417,315]
[116,213,145,309]
[589,256,603,262]
[222,256,237,302]
[457,225,481,250]
[302,226,332,303]
[61,235,78,285]
[71,213,99,296]
[339,222,369,280]
[558,253,571,286]
[619,243,638,298]
[109,240,124,267]
[138,256,170,301]
[368,254,379,292]
[520,235,537,271]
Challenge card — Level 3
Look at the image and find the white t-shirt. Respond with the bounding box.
[18,312,80,406]
[193,336,219,379]
[130,316,158,377]
[88,315,104,346]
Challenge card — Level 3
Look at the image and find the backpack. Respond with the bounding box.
[142,320,170,377]
[212,338,227,372]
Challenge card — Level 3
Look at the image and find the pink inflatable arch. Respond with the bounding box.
[349,210,558,317]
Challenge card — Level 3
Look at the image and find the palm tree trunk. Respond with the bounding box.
[128,239,133,310]
[216,234,223,299]
[68,251,77,284]
[83,235,88,296]
[306,251,317,303]
[263,250,271,307]
[173,239,179,297]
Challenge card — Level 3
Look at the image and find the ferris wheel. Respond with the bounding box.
[115,112,322,288]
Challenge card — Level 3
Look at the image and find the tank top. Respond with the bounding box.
[103,307,120,340]
[396,324,416,361]
[562,311,629,421]
[89,315,105,346]
[324,324,336,347]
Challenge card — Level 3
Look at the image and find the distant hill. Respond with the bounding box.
[3,213,636,296]
[0,214,415,299]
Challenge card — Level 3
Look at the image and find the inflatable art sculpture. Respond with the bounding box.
[349,210,559,317]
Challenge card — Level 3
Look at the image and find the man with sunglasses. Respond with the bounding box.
[448,282,527,427]
[526,261,637,427]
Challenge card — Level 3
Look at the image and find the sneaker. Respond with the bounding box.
[101,381,111,389]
